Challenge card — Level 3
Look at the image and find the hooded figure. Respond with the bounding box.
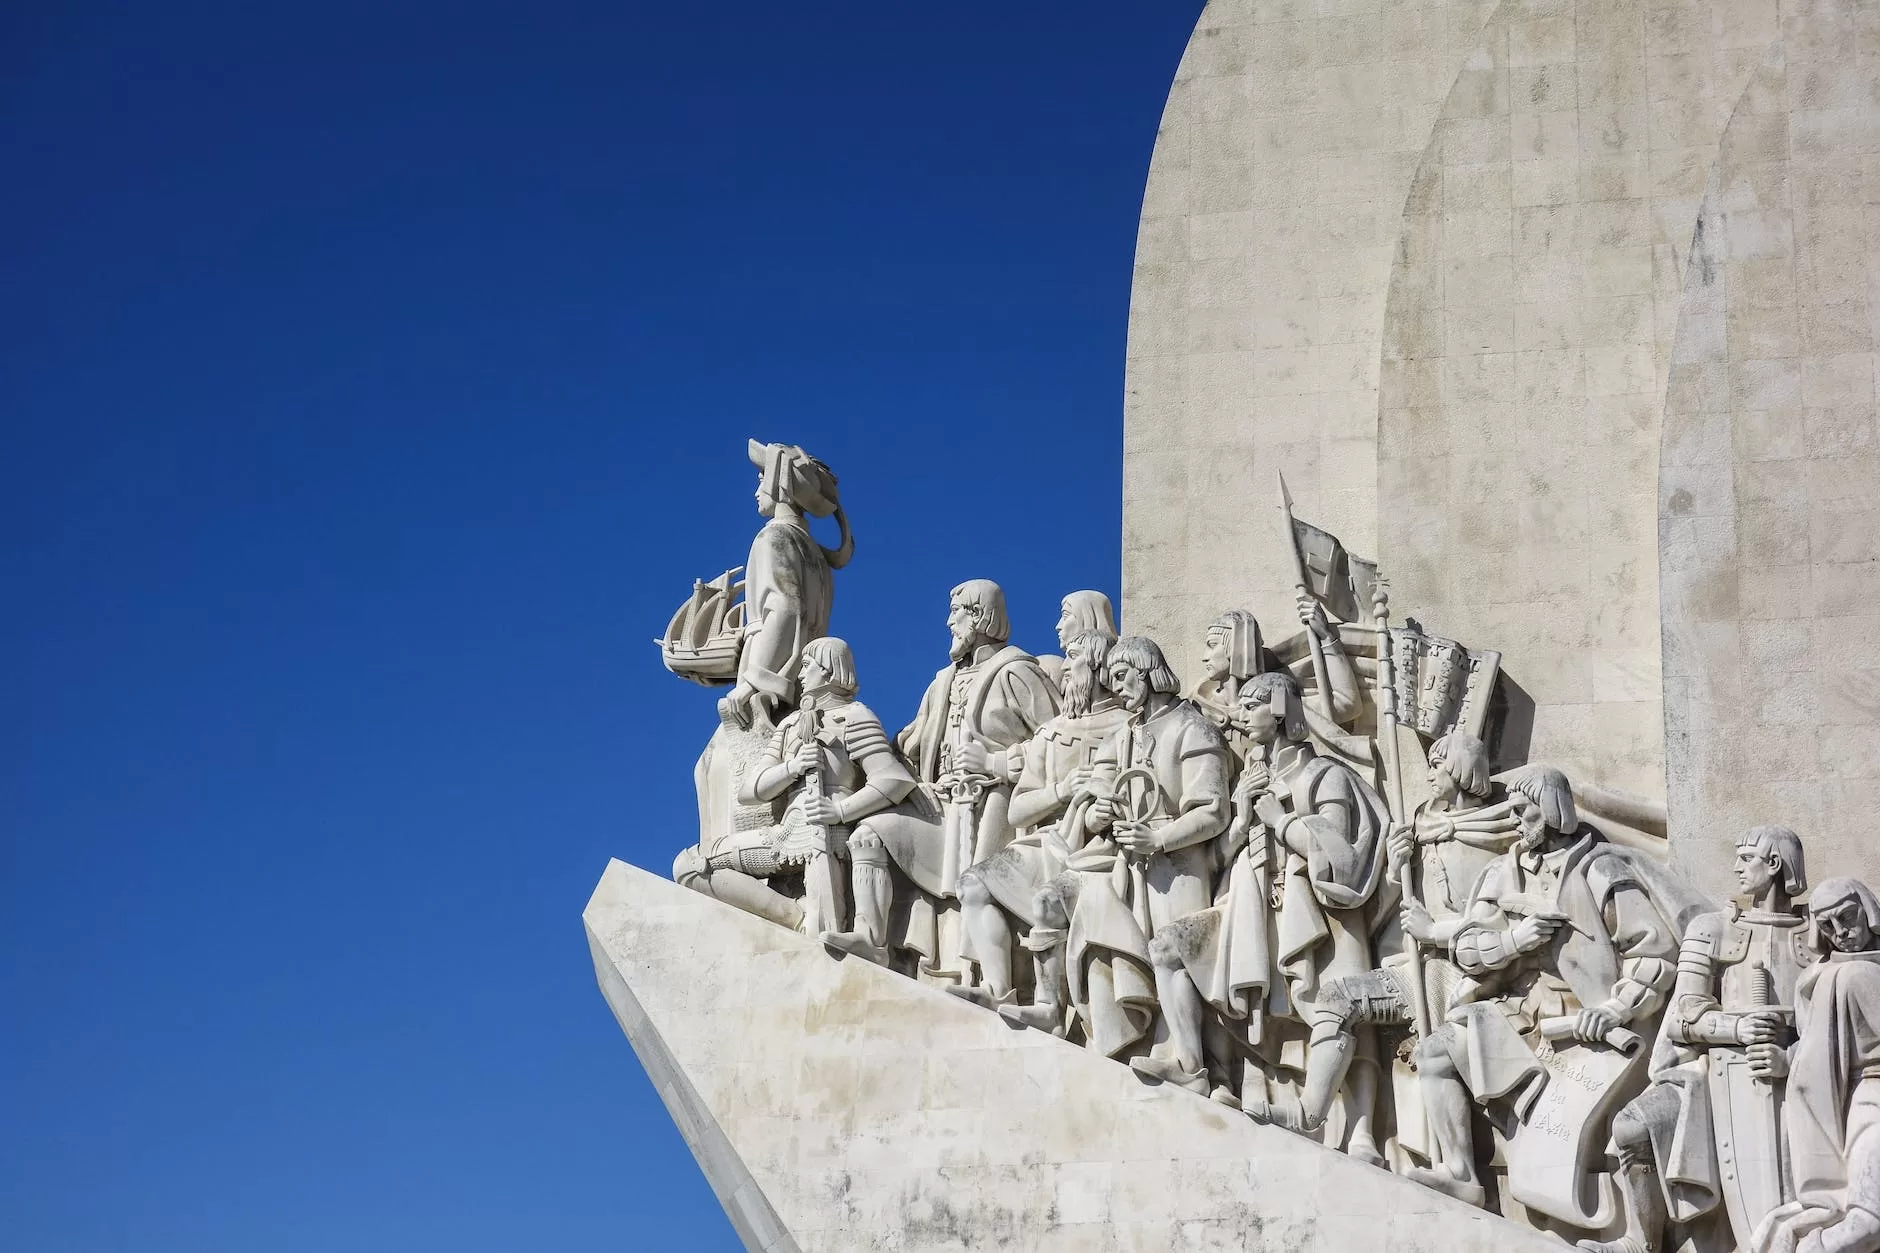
[1751,878,1880,1253]
[1192,609,1263,731]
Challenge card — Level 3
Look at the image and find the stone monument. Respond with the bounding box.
[588,3,1880,1250]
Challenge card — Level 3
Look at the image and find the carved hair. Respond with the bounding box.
[1430,731,1491,799]
[1739,825,1807,898]
[1809,876,1880,950]
[950,580,1010,644]
[1108,635,1180,695]
[801,637,858,699]
[1061,629,1113,675]
[1206,609,1264,682]
[1240,670,1307,742]
[1061,590,1119,642]
[1059,629,1113,716]
[1504,764,1577,834]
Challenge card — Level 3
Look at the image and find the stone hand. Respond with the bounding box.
[1252,792,1288,834]
[719,682,758,730]
[1296,592,1332,640]
[1736,1010,1786,1047]
[1401,897,1436,945]
[1234,760,1272,799]
[1572,1003,1621,1044]
[1748,1042,1789,1080]
[1386,823,1414,875]
[1059,764,1094,802]
[1511,913,1564,954]
[1084,793,1116,832]
[799,793,842,827]
[786,741,821,778]
[955,741,992,775]
[1113,819,1159,857]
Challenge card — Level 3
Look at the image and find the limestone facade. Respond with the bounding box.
[1121,0,1880,899]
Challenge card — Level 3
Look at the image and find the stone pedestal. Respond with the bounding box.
[586,858,1564,1253]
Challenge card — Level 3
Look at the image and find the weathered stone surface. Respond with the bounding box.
[586,858,1563,1253]
[1122,0,1880,897]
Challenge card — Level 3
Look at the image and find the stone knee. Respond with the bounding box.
[1147,929,1186,973]
[673,844,707,891]
[1609,1085,1669,1166]
[1413,1026,1458,1078]
[1310,977,1362,1045]
[1031,876,1076,932]
[956,866,993,910]
[847,827,888,865]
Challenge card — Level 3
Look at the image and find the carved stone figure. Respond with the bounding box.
[1582,826,1811,1253]
[1059,636,1230,1091]
[823,580,1056,976]
[1223,670,1391,1163]
[720,441,853,730]
[1751,877,1880,1253]
[675,638,908,934]
[1190,601,1364,753]
[1192,608,1263,731]
[951,629,1127,1018]
[668,441,855,879]
[647,443,1853,1252]
[1408,766,1679,1224]
[1037,590,1118,694]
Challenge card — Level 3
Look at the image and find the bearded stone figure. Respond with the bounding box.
[951,628,1127,1022]
[1062,635,1230,1085]
[823,579,1055,978]
[1036,590,1118,696]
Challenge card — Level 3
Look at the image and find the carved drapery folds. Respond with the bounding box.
[657,444,1875,1253]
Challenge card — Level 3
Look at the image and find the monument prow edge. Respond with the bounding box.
[585,858,1566,1253]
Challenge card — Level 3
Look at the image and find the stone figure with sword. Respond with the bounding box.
[1581,826,1812,1253]
[824,579,1056,980]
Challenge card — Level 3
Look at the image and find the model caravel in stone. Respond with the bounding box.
[649,441,1880,1253]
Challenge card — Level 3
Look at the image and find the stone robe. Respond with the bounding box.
[967,702,1130,926]
[1785,953,1880,1221]
[1272,747,1392,1009]
[1065,700,1229,1057]
[1442,831,1678,1110]
[738,516,835,709]
[887,644,1058,897]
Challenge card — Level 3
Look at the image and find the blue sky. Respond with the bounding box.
[0,3,1202,1248]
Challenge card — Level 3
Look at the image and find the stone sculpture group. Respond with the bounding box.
[660,440,1880,1253]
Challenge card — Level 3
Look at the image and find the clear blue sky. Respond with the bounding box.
[1,4,1202,1248]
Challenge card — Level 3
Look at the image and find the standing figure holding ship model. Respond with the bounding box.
[665,441,856,923]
